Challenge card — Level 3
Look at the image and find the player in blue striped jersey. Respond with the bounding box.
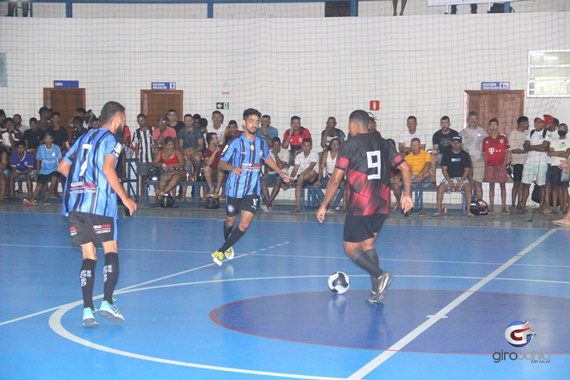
[58,101,137,327]
[211,108,292,265]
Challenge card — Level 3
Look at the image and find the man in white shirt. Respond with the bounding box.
[398,115,426,155]
[520,117,550,213]
[290,139,318,213]
[459,111,488,200]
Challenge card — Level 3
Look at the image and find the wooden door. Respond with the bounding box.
[140,90,184,127]
[465,90,525,135]
[43,88,86,141]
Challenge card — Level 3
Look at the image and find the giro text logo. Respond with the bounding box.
[505,321,536,347]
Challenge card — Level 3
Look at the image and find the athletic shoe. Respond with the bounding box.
[23,199,36,207]
[375,272,394,303]
[366,291,378,303]
[212,250,224,266]
[224,247,235,260]
[99,300,125,322]
[82,307,98,327]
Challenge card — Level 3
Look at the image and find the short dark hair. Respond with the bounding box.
[291,116,301,123]
[75,107,86,114]
[15,140,26,148]
[228,120,238,126]
[407,115,417,122]
[137,113,146,119]
[302,138,312,145]
[51,111,60,118]
[0,109,6,117]
[489,118,499,125]
[272,136,281,144]
[99,101,125,125]
[184,114,193,119]
[212,110,224,122]
[199,118,208,128]
[468,111,478,118]
[440,116,450,122]
[163,136,176,146]
[29,117,38,124]
[411,137,421,144]
[73,116,83,124]
[167,109,177,115]
[193,114,201,120]
[262,114,271,120]
[243,108,261,120]
[206,132,217,145]
[349,110,370,130]
[517,116,529,125]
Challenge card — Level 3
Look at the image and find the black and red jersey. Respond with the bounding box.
[336,134,405,216]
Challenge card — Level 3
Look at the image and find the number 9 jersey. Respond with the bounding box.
[336,134,405,216]
[61,129,123,218]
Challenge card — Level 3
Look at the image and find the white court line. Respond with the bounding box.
[347,228,557,380]
[0,242,289,326]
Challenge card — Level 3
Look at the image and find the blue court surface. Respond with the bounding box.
[0,206,569,380]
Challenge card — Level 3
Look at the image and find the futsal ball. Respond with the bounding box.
[328,272,350,294]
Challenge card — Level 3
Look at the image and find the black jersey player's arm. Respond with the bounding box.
[316,167,344,223]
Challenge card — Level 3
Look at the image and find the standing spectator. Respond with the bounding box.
[320,116,346,151]
[152,115,177,154]
[392,138,432,212]
[211,108,291,266]
[290,139,319,213]
[398,116,426,155]
[47,111,69,155]
[58,101,136,327]
[507,116,529,213]
[203,132,222,198]
[553,159,570,226]
[70,116,88,147]
[261,137,290,212]
[282,116,312,164]
[23,133,61,206]
[37,106,52,131]
[392,0,407,16]
[434,136,473,217]
[166,109,185,133]
[23,118,45,155]
[482,118,510,214]
[548,123,570,214]
[431,116,459,184]
[520,117,550,214]
[132,113,154,199]
[460,111,488,201]
[316,110,413,304]
[13,114,29,133]
[450,4,477,14]
[211,111,225,144]
[256,114,279,146]
[9,141,35,202]
[7,1,30,16]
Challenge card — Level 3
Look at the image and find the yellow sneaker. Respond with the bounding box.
[212,250,224,266]
[224,247,234,260]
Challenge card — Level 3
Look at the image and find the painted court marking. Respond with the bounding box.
[347,229,557,380]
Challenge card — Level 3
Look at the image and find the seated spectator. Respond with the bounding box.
[223,120,241,145]
[434,136,473,217]
[199,118,209,136]
[261,137,290,212]
[152,137,185,200]
[37,106,52,131]
[256,114,279,146]
[152,115,177,155]
[23,118,45,156]
[13,114,29,133]
[431,116,459,184]
[9,141,35,202]
[393,137,432,212]
[1,117,23,153]
[290,139,318,213]
[0,146,8,204]
[132,113,154,199]
[166,109,185,133]
[203,132,222,198]
[178,113,204,178]
[46,111,69,155]
[88,117,100,130]
[320,117,346,151]
[314,138,344,213]
[483,118,510,214]
[282,116,312,164]
[23,133,61,206]
[210,111,225,143]
[549,123,570,214]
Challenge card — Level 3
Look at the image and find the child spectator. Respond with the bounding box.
[132,113,154,199]
[23,118,45,155]
[23,133,61,206]
[9,141,35,202]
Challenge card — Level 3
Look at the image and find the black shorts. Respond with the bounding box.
[37,171,59,184]
[550,166,570,188]
[512,164,524,183]
[68,211,117,247]
[343,213,388,243]
[226,195,260,217]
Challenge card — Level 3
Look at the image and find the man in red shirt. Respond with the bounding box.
[282,116,311,165]
[482,118,510,213]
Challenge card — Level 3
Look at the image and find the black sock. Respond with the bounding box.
[103,252,119,304]
[351,249,382,279]
[219,227,245,252]
[223,222,233,241]
[80,259,96,310]
[363,248,383,288]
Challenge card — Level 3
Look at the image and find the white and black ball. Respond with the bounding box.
[327,271,350,294]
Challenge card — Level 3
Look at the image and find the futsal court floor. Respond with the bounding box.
[0,202,568,380]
